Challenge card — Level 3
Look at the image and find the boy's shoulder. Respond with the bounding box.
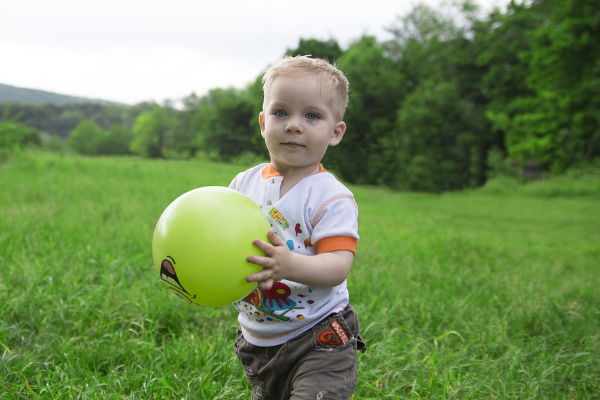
[305,170,353,195]
[295,171,357,213]
[230,163,269,188]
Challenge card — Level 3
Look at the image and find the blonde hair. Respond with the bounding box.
[261,55,349,120]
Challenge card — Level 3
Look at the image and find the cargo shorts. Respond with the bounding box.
[234,304,366,400]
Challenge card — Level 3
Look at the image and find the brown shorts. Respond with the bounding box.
[234,304,366,400]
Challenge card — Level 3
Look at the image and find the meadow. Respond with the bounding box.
[1,152,599,399]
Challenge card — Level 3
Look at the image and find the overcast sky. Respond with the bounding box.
[1,0,506,105]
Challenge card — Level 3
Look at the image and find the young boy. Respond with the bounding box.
[229,55,365,399]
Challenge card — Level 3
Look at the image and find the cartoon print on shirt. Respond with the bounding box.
[268,206,290,230]
[242,281,305,322]
[304,238,313,249]
[159,256,197,303]
[295,223,302,236]
[286,240,295,251]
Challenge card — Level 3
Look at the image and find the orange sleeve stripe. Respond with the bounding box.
[314,236,358,255]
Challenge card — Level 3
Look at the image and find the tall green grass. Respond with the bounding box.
[1,153,599,399]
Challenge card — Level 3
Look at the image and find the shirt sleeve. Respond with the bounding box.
[311,194,359,255]
[228,175,238,190]
[314,236,358,255]
[229,171,245,191]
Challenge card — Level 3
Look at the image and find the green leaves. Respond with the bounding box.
[69,120,105,155]
[190,87,260,162]
[327,36,403,185]
[395,80,484,192]
[131,105,179,158]
[0,121,40,151]
[478,0,600,172]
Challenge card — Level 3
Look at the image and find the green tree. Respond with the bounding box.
[176,93,203,156]
[386,3,460,88]
[474,1,539,119]
[0,121,41,150]
[1,102,143,140]
[98,124,134,155]
[386,3,491,191]
[286,38,344,62]
[526,0,600,169]
[395,80,483,192]
[246,76,269,159]
[473,0,548,171]
[130,105,179,158]
[477,0,600,172]
[326,36,403,185]
[69,120,105,155]
[191,88,259,161]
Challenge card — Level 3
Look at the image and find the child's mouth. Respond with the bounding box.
[283,142,303,148]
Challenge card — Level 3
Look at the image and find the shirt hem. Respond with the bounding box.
[240,303,348,347]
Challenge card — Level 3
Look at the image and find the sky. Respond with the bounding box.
[1,0,505,106]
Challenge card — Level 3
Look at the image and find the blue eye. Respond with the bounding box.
[275,110,287,117]
[306,112,319,120]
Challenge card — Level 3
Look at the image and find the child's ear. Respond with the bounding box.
[259,112,266,138]
[329,121,346,146]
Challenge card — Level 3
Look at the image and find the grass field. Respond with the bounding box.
[1,152,599,399]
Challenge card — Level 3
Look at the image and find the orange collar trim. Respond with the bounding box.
[262,164,327,179]
[262,164,281,178]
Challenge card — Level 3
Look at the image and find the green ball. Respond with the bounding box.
[152,186,269,307]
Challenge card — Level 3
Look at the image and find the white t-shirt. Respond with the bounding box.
[229,163,359,347]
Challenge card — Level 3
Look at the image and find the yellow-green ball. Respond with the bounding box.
[152,186,269,307]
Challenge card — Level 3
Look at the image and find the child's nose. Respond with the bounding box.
[285,116,302,133]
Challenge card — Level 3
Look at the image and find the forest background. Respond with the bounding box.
[2,0,599,193]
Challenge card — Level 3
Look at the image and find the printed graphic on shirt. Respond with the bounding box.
[295,223,302,236]
[239,281,315,323]
[304,238,313,249]
[268,206,290,230]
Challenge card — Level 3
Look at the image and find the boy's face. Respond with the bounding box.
[259,74,346,175]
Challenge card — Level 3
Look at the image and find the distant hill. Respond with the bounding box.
[0,83,127,106]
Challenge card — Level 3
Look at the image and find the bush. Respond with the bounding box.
[486,147,520,179]
[69,120,105,155]
[42,134,68,153]
[0,121,41,161]
[0,121,41,149]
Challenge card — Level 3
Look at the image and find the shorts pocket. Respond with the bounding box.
[312,312,355,352]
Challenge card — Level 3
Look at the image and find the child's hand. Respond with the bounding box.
[246,229,292,291]
[246,230,354,290]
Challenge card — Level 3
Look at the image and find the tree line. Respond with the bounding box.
[2,0,598,192]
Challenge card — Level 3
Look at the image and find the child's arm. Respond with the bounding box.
[246,229,354,291]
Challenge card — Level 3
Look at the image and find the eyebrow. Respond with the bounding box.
[267,100,330,115]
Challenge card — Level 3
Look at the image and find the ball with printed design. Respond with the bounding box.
[152,186,270,307]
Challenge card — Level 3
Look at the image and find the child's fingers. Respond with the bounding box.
[267,229,285,246]
[247,254,271,268]
[252,239,274,256]
[252,230,287,253]
[258,279,274,291]
[245,269,273,284]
